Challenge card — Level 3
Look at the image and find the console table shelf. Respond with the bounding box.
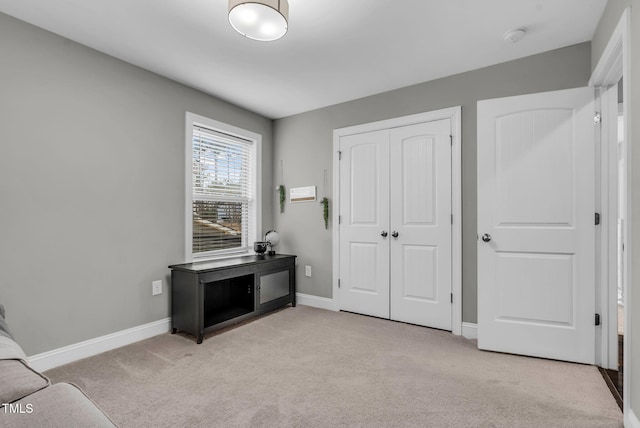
[169,254,296,343]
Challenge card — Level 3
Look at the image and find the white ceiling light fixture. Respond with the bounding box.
[228,0,289,42]
[503,28,526,43]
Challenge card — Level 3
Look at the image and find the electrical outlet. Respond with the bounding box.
[305,265,312,277]
[152,280,162,296]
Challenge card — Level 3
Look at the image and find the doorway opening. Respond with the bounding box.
[589,8,631,419]
[600,77,625,409]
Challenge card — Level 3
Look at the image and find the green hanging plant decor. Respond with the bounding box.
[320,197,329,229]
[278,185,286,213]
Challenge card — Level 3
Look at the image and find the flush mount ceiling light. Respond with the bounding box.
[229,0,289,42]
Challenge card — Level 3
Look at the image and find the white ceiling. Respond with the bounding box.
[0,0,607,119]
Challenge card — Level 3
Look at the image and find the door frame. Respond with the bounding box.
[589,6,631,420]
[595,83,621,371]
[332,106,463,335]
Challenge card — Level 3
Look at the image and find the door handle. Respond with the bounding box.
[392,231,399,238]
[381,231,388,237]
[481,233,492,242]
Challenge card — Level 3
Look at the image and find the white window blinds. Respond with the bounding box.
[191,125,253,256]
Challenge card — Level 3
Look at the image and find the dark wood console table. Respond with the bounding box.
[169,254,296,343]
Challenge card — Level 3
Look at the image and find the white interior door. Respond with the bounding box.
[477,87,595,364]
[390,120,452,330]
[339,119,452,330]
[339,129,390,318]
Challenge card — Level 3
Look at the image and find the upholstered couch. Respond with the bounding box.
[0,305,116,427]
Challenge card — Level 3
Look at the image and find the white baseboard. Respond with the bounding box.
[296,293,336,311]
[462,322,478,340]
[27,318,171,372]
[627,408,640,428]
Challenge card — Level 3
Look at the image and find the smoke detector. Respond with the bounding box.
[503,29,526,43]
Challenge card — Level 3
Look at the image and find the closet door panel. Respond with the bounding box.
[338,129,390,318]
[390,119,452,330]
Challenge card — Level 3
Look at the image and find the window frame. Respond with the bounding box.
[185,112,262,262]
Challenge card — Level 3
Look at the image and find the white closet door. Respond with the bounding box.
[339,129,390,318]
[389,119,452,330]
[477,87,595,364]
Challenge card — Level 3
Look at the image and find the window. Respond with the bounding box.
[185,113,261,261]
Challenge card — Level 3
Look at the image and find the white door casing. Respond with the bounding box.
[477,87,596,364]
[390,120,452,330]
[589,8,631,420]
[333,107,462,335]
[598,83,621,370]
[338,129,391,318]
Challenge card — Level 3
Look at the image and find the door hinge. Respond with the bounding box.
[450,293,453,304]
[451,214,453,225]
[594,113,601,124]
[595,213,600,225]
[595,313,601,326]
[339,215,342,224]
[338,150,342,160]
[338,279,341,288]
[450,135,453,146]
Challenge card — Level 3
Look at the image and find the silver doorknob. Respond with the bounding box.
[392,231,399,238]
[481,234,492,242]
[381,231,388,237]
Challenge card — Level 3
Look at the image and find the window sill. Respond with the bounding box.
[190,250,254,264]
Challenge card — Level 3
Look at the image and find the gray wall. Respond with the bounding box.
[632,1,640,415]
[0,13,274,356]
[632,0,640,417]
[273,43,592,323]
[592,0,640,419]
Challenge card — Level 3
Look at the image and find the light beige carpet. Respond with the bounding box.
[45,306,622,427]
